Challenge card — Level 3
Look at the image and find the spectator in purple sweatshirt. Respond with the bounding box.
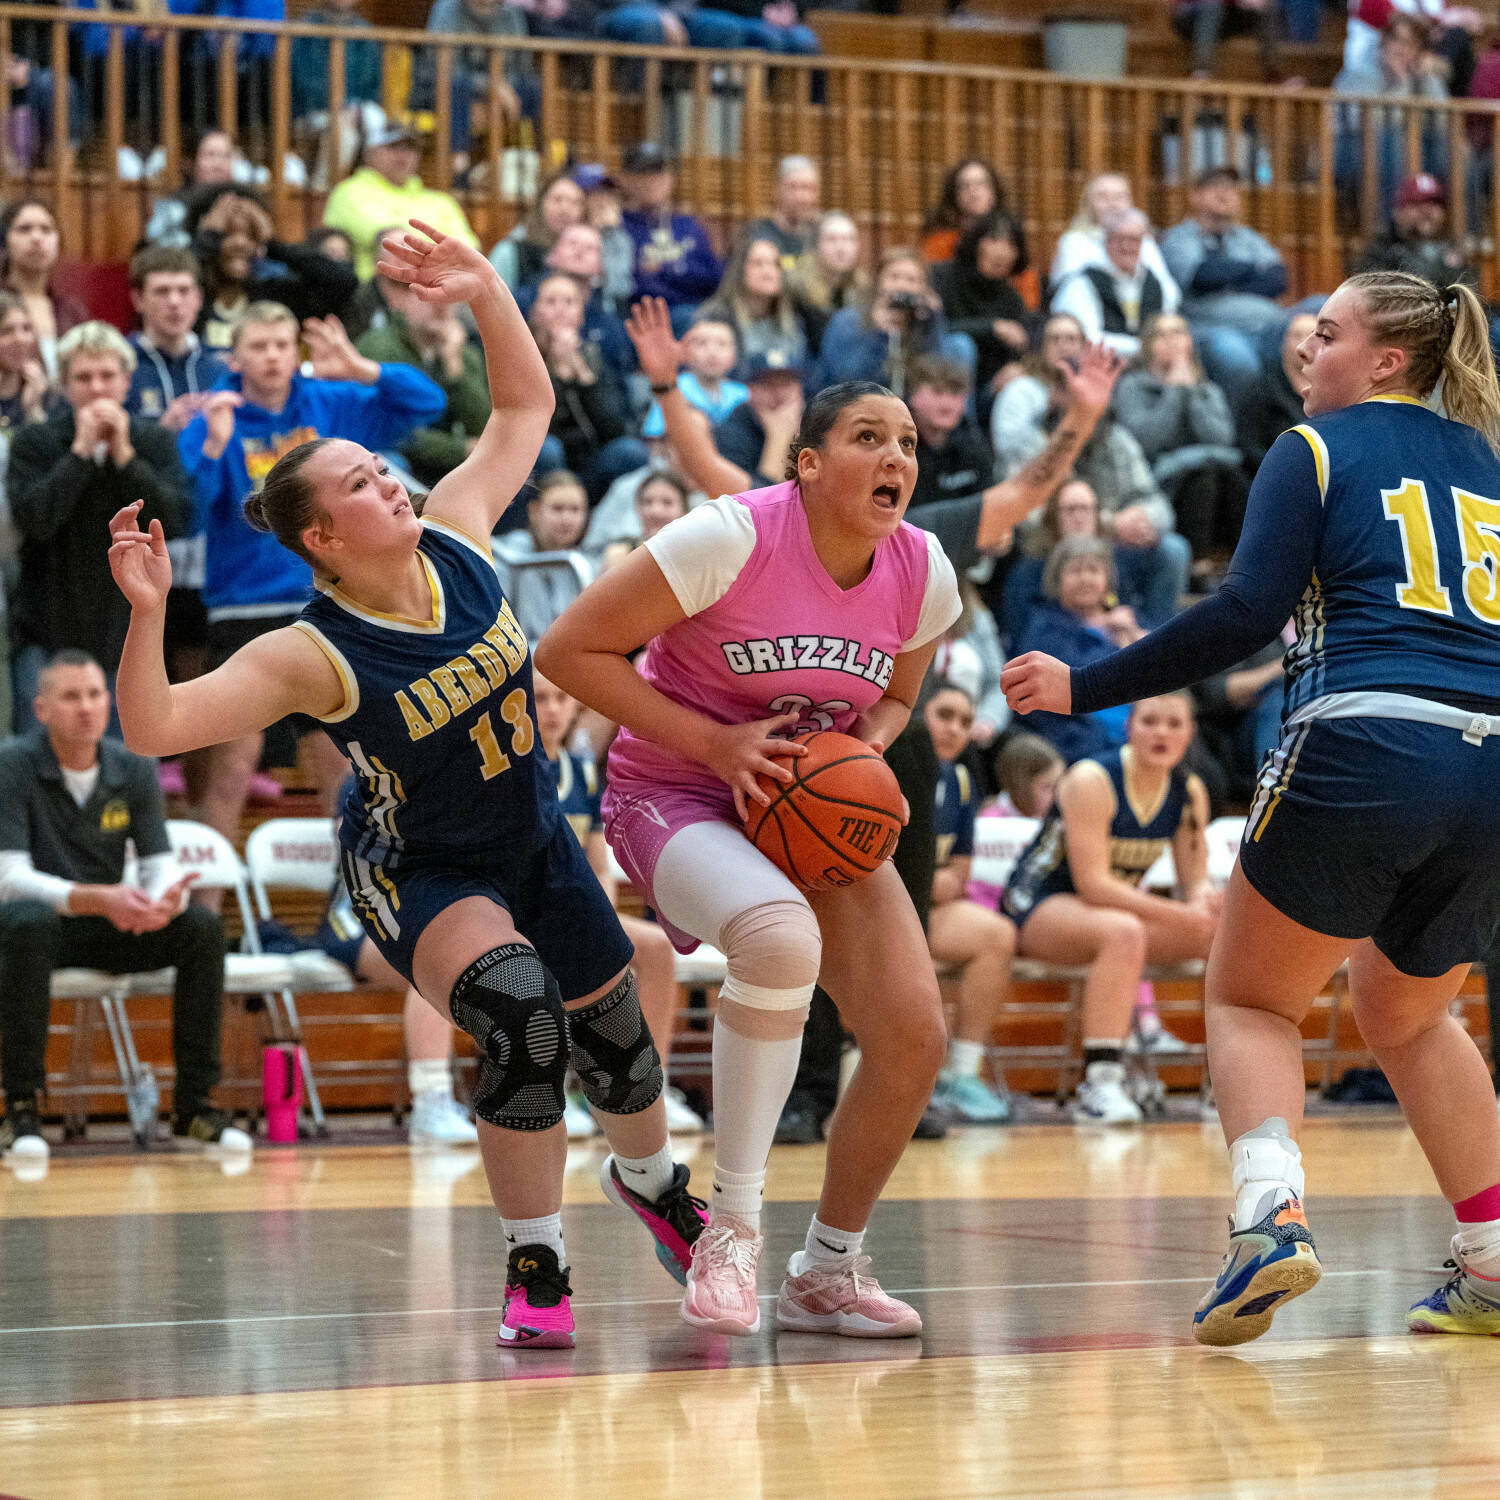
[617,143,721,334]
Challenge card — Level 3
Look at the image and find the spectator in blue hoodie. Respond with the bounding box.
[124,246,230,695]
[617,143,721,332]
[178,301,444,846]
[125,248,228,435]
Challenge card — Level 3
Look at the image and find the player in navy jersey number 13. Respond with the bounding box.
[1005,270,1500,1342]
[107,221,707,1352]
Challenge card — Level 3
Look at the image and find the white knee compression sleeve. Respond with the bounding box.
[717,900,822,1013]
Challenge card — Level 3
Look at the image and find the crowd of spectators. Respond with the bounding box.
[7,0,1500,1146]
[2,121,1474,870]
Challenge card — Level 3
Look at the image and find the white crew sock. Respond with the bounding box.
[502,1212,565,1262]
[946,1038,986,1079]
[798,1214,865,1270]
[613,1141,676,1202]
[1455,1216,1500,1279]
[408,1058,452,1099]
[1230,1118,1306,1231]
[711,1165,766,1229]
[709,1014,804,1231]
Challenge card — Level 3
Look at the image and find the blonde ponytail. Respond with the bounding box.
[1346,270,1500,453]
[1438,283,1500,454]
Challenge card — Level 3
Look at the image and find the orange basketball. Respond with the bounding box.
[742,731,903,891]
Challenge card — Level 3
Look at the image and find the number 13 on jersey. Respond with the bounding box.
[1382,479,1500,623]
[469,687,536,779]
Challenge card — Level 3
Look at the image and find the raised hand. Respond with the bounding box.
[376,219,500,307]
[302,316,378,384]
[1000,650,1073,716]
[1063,342,1126,419]
[624,296,685,390]
[108,501,173,613]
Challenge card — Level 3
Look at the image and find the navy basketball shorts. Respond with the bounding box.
[1239,715,1500,977]
[339,818,635,1000]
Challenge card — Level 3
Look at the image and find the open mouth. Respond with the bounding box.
[872,483,900,510]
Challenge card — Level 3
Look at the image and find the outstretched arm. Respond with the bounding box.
[974,345,1125,550]
[108,503,343,756]
[626,297,752,497]
[1002,430,1322,717]
[377,220,554,537]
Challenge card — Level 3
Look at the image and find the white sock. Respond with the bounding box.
[408,1058,451,1098]
[1455,1216,1500,1279]
[502,1213,565,1262]
[711,1165,765,1229]
[946,1038,985,1078]
[799,1214,865,1269]
[708,1014,803,1231]
[612,1141,676,1202]
[1230,1118,1305,1232]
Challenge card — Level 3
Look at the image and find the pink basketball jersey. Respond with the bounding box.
[608,482,941,795]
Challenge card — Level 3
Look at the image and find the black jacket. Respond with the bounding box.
[8,411,188,669]
[547,349,633,472]
[930,260,1032,390]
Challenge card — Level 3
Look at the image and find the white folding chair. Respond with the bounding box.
[245,817,414,1123]
[46,966,154,1142]
[164,820,325,1130]
[1205,815,1248,890]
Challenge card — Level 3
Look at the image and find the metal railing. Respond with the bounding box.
[4,5,1500,295]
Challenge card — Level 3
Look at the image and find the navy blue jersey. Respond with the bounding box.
[1002,747,1192,923]
[552,746,602,847]
[933,760,975,868]
[1073,397,1500,721]
[1282,398,1500,715]
[295,519,558,873]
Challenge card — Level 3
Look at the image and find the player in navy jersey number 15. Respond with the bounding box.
[1005,271,1500,1343]
[107,221,707,1352]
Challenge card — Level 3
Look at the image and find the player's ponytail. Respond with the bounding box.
[1346,270,1500,454]
[248,437,336,569]
[1437,283,1500,454]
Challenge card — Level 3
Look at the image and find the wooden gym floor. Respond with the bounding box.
[2,1114,1499,1499]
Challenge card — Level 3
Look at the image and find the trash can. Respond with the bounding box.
[1043,18,1128,79]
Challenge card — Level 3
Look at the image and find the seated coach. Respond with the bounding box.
[0,652,249,1161]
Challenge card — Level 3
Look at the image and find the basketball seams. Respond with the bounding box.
[743,730,903,890]
[772,784,887,874]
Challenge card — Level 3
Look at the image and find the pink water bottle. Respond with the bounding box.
[262,1042,303,1142]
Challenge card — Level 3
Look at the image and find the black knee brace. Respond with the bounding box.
[565,970,664,1117]
[449,944,567,1131]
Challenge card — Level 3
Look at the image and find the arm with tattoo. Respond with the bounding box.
[974,345,1124,550]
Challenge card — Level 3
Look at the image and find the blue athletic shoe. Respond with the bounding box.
[1408,1245,1500,1336]
[1193,1197,1322,1347]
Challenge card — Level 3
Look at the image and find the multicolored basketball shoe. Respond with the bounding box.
[681,1216,763,1335]
[1407,1242,1500,1335]
[1193,1197,1322,1347]
[497,1244,575,1350]
[600,1156,710,1285]
[775,1251,923,1337]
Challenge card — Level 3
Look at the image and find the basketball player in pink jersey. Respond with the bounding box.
[537,373,967,1337]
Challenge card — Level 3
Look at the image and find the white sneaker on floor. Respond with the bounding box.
[682,1215,763,1334]
[776,1250,922,1337]
[1071,1062,1144,1125]
[563,1092,599,1139]
[1136,1023,1192,1055]
[662,1086,706,1134]
[408,1089,478,1145]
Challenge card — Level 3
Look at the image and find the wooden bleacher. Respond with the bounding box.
[810,1,1347,87]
